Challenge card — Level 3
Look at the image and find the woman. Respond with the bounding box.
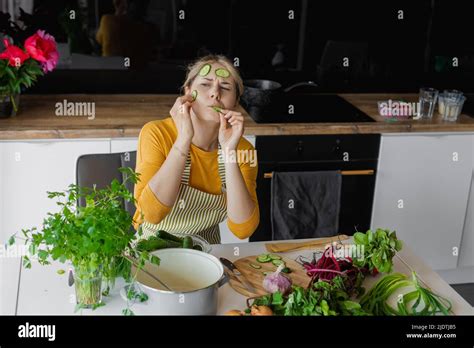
[96,0,129,56]
[95,0,154,68]
[133,55,259,244]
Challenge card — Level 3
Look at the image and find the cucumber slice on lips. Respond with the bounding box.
[198,64,211,76]
[215,68,230,78]
[210,106,223,113]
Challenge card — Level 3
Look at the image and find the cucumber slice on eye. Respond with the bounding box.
[199,64,211,76]
[215,68,230,78]
[191,90,198,101]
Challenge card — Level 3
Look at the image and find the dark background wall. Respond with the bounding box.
[1,0,473,94]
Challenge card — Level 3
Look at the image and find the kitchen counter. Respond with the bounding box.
[1,94,473,140]
[15,237,473,315]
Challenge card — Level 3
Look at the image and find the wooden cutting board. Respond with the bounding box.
[227,255,311,298]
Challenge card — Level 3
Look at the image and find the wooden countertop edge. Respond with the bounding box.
[0,128,140,140]
[2,123,474,140]
[1,93,474,139]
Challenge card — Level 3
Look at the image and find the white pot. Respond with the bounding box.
[135,248,228,315]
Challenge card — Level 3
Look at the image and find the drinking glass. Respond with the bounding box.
[418,88,439,119]
[438,90,463,115]
[442,95,466,122]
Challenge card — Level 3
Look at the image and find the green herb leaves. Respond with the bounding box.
[16,167,141,276]
[0,58,43,97]
[250,228,408,316]
[253,276,370,316]
[125,284,149,303]
[353,228,402,274]
[8,167,159,312]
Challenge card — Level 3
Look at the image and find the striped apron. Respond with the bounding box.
[140,145,227,244]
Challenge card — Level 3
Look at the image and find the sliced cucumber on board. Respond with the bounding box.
[256,254,272,263]
[249,263,262,269]
[268,254,282,260]
[272,259,285,267]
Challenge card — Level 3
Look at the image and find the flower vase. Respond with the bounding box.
[0,93,20,118]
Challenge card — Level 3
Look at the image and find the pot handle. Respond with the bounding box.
[283,80,319,93]
[217,272,230,288]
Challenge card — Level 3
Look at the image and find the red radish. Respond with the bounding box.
[301,244,365,294]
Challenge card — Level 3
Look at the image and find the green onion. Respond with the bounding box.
[359,272,452,315]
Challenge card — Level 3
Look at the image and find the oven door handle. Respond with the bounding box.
[263,169,374,179]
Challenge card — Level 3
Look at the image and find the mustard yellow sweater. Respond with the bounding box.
[133,118,260,239]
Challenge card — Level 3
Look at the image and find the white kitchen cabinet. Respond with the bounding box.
[458,135,474,268]
[111,135,256,153]
[111,136,256,244]
[0,139,110,314]
[371,134,473,271]
[0,144,5,314]
[110,138,138,153]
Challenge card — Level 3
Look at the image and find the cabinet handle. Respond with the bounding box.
[263,169,374,179]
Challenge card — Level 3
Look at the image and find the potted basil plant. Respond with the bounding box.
[8,167,159,310]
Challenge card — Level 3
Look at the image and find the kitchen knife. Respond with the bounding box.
[219,257,257,294]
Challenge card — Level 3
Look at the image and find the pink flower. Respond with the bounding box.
[24,30,59,73]
[0,39,30,67]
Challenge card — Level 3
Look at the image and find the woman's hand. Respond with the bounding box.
[218,109,244,151]
[170,95,194,144]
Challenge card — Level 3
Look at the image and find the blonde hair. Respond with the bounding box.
[181,55,244,103]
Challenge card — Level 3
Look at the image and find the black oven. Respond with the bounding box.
[251,134,381,241]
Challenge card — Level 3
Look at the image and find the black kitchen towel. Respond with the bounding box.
[271,171,342,240]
